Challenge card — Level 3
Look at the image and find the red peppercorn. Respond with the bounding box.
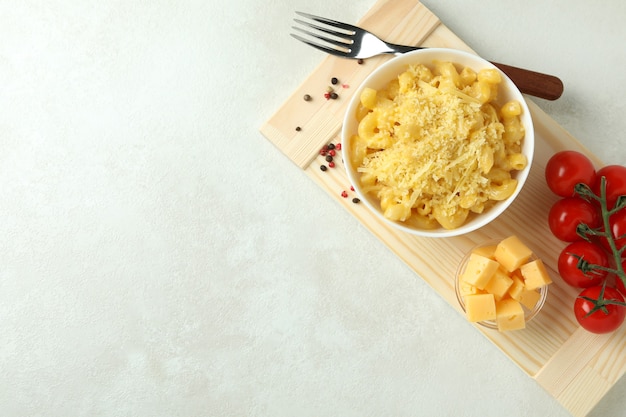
[335,143,342,150]
[328,161,335,168]
[350,185,355,191]
[341,190,348,198]
[328,150,336,156]
[320,149,326,156]
[324,92,331,100]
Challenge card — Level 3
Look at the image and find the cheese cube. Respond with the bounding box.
[518,288,542,310]
[494,235,533,272]
[459,280,483,298]
[520,259,553,290]
[484,268,514,301]
[496,298,526,331]
[471,244,497,260]
[461,253,500,290]
[465,293,496,322]
[507,275,526,301]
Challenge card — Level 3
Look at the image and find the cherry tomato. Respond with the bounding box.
[548,197,601,242]
[592,165,626,209]
[574,286,626,334]
[545,151,596,197]
[557,241,609,288]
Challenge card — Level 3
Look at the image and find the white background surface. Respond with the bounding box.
[1,0,625,416]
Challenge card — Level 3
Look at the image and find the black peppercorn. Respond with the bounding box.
[331,77,338,85]
[320,165,327,171]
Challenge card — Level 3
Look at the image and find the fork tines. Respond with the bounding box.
[291,11,356,55]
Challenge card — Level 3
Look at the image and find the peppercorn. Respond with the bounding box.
[335,143,342,150]
[325,155,333,162]
[328,150,336,157]
[328,161,335,168]
[357,59,364,64]
[295,126,301,131]
[320,165,327,171]
[331,77,338,85]
[330,92,338,100]
[303,94,311,101]
[327,143,335,150]
[341,190,348,198]
[352,198,360,204]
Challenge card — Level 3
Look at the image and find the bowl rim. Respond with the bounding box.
[454,239,549,330]
[341,47,535,238]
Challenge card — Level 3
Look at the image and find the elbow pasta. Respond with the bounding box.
[350,61,527,230]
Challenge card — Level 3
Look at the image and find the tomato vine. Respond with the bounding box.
[546,151,626,333]
[574,179,626,289]
[569,178,626,331]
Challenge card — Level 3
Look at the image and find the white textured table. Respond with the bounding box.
[1,1,624,416]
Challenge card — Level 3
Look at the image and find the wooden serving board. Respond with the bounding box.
[260,1,625,415]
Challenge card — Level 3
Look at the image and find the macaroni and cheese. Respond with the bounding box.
[349,61,527,230]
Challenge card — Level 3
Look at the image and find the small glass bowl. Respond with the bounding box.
[454,240,549,330]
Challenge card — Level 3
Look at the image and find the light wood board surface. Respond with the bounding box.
[260,1,625,415]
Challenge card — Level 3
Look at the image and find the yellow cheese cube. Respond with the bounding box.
[507,275,526,301]
[465,293,496,322]
[496,298,526,331]
[518,288,542,310]
[520,259,553,290]
[484,268,514,301]
[459,280,483,297]
[461,253,500,290]
[494,235,533,272]
[471,244,497,260]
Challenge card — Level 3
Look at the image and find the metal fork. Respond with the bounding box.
[291,12,563,101]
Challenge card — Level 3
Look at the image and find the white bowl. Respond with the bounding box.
[341,48,534,237]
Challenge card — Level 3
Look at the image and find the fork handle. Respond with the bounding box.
[386,43,564,101]
[489,61,564,101]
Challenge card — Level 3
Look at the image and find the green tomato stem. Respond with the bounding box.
[575,177,626,307]
[597,177,626,290]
